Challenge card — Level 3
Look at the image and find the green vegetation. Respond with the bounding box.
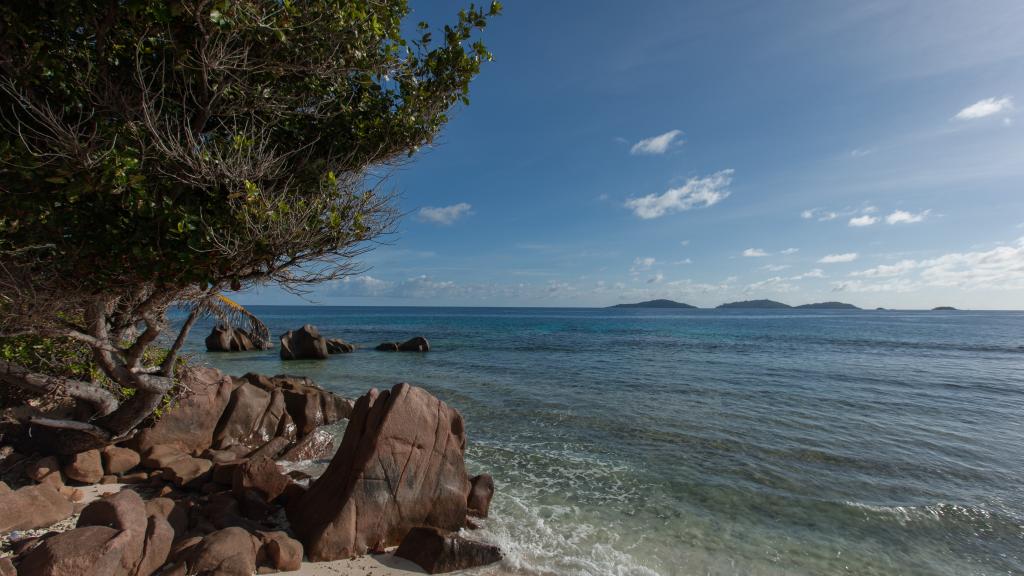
[0,0,500,449]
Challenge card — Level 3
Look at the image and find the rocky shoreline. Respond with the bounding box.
[0,367,499,575]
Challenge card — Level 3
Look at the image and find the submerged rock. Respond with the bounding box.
[395,526,502,574]
[289,383,470,561]
[279,324,329,360]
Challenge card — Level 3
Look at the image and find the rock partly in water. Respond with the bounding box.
[467,474,495,518]
[204,325,259,352]
[279,324,329,360]
[0,484,74,533]
[326,338,355,354]
[375,336,430,352]
[290,383,470,561]
[395,526,502,574]
[279,429,334,462]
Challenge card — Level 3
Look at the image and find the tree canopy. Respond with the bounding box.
[0,0,500,450]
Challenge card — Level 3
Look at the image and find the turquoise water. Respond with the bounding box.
[185,307,1024,575]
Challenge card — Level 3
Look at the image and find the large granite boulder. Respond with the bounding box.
[16,526,132,575]
[375,336,430,352]
[289,383,471,561]
[395,526,502,574]
[76,489,149,576]
[184,527,261,576]
[279,325,329,360]
[204,325,258,352]
[130,367,238,456]
[213,381,291,452]
[129,368,352,478]
[0,484,74,533]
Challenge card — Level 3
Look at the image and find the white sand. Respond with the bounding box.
[292,552,427,575]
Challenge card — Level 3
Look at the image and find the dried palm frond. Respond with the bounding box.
[194,293,271,349]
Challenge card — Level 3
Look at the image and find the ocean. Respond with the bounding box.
[183,306,1024,575]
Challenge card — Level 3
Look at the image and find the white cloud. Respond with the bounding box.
[839,239,1024,292]
[954,96,1014,120]
[819,253,859,264]
[743,248,768,257]
[886,209,930,225]
[849,215,879,227]
[418,202,472,225]
[630,129,683,155]
[625,170,733,219]
[832,279,919,293]
[647,273,664,284]
[863,206,878,214]
[850,260,918,278]
[745,276,797,293]
[850,148,873,158]
[680,240,691,247]
[632,256,656,270]
[781,248,800,255]
[762,264,791,272]
[332,275,393,296]
[802,208,838,221]
[792,268,825,280]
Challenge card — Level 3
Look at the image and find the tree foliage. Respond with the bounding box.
[0,0,500,450]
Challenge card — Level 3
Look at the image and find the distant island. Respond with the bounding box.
[610,299,697,309]
[932,306,958,311]
[716,299,791,309]
[795,302,861,310]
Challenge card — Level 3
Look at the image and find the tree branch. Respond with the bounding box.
[0,359,119,416]
[160,307,198,376]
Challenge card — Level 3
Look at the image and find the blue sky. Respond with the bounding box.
[242,0,1024,309]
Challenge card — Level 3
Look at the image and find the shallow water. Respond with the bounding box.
[185,306,1024,575]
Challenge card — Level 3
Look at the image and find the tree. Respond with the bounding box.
[0,0,500,451]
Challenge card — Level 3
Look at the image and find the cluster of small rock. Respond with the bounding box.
[207,323,431,360]
[0,367,499,575]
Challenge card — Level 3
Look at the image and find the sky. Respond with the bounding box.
[240,0,1024,309]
